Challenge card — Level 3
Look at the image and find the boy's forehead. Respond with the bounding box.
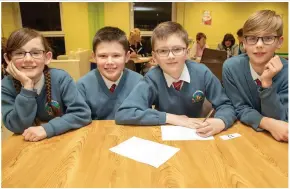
[95,41,125,52]
[154,34,186,48]
[245,30,278,36]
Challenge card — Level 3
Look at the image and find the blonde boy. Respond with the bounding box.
[222,10,288,142]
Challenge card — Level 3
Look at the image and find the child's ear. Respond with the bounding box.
[186,47,190,55]
[92,51,96,59]
[242,38,247,51]
[152,51,157,63]
[276,36,284,49]
[44,51,52,65]
[125,51,130,63]
[3,53,10,64]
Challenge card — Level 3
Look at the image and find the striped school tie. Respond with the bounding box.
[172,80,183,91]
[110,84,116,93]
[255,79,262,87]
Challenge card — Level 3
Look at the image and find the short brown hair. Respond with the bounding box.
[196,32,206,41]
[243,10,283,37]
[237,28,243,37]
[151,21,188,51]
[5,28,52,60]
[92,26,129,53]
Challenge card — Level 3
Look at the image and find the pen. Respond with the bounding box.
[203,109,215,123]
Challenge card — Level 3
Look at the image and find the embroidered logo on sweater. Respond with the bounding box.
[192,90,204,103]
[45,100,61,116]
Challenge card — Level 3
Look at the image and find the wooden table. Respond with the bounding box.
[130,57,152,64]
[2,121,288,187]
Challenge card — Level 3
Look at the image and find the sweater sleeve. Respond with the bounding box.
[203,67,236,129]
[222,63,263,131]
[2,86,38,134]
[42,76,92,138]
[76,80,88,104]
[259,79,288,121]
[115,77,166,125]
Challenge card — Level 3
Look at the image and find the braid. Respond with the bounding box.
[12,78,22,94]
[44,66,61,117]
[44,66,51,105]
[1,64,8,79]
[34,117,41,126]
[44,66,53,116]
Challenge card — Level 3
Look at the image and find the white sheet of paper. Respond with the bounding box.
[161,126,214,141]
[220,133,241,140]
[109,136,180,168]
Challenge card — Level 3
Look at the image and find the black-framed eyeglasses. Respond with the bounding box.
[244,36,279,45]
[155,47,187,57]
[11,50,45,59]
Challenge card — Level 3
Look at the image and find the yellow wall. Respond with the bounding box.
[104,2,130,35]
[1,2,91,54]
[62,2,90,53]
[176,2,288,53]
[2,2,288,53]
[1,2,20,38]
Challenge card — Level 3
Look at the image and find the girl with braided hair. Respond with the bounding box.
[2,28,91,142]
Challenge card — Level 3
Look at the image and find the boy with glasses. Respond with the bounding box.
[116,21,236,137]
[222,10,288,142]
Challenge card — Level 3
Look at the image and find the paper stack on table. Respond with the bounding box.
[110,136,180,168]
[161,126,214,141]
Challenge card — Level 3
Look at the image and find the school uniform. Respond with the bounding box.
[76,68,143,120]
[115,60,236,128]
[222,54,288,130]
[1,68,92,137]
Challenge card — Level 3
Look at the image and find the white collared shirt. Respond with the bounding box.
[163,64,191,88]
[249,62,261,81]
[33,73,45,95]
[101,71,123,89]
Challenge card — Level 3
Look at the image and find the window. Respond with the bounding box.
[18,2,65,59]
[131,2,175,32]
[45,37,66,59]
[141,36,152,56]
[130,2,176,52]
[19,3,62,31]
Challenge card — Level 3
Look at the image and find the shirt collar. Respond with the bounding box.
[34,73,45,95]
[101,71,123,89]
[163,64,191,88]
[249,62,261,80]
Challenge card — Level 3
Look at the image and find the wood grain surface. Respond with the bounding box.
[2,120,288,187]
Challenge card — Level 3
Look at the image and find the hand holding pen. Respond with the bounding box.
[203,109,215,123]
[195,109,226,137]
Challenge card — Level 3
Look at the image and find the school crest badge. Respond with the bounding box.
[45,100,61,116]
[192,90,205,103]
